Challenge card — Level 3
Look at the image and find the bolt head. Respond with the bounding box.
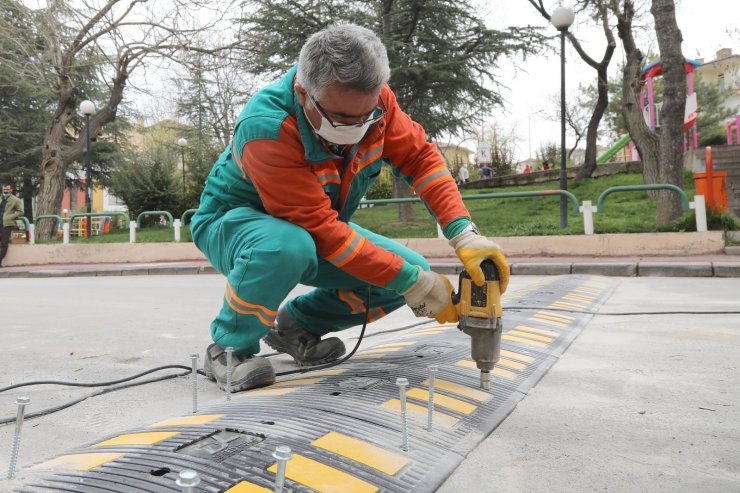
[175,469,200,487]
[16,397,30,405]
[395,377,409,387]
[273,445,293,461]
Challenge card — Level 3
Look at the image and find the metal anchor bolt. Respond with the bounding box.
[190,354,199,414]
[273,445,292,493]
[427,366,438,431]
[7,396,30,480]
[225,346,234,401]
[175,469,201,492]
[396,377,409,451]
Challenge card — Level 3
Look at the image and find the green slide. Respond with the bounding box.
[596,134,632,164]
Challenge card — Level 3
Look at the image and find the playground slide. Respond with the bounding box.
[596,134,631,164]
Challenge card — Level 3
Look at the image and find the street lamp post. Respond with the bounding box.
[551,5,574,229]
[80,100,95,238]
[177,138,188,201]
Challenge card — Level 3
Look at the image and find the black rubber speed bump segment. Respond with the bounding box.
[18,275,617,493]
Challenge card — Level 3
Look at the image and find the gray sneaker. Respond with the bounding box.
[204,343,275,392]
[263,307,346,366]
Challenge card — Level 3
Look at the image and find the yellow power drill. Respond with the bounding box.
[452,259,503,390]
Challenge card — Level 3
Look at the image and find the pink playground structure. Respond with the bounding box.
[728,115,740,145]
[639,58,702,154]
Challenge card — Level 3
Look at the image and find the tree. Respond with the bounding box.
[612,0,686,225]
[0,0,244,238]
[547,87,591,161]
[174,47,258,205]
[694,75,736,146]
[240,0,546,221]
[527,0,616,179]
[109,120,184,217]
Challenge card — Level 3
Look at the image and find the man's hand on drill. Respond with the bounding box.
[450,228,510,293]
[401,267,458,323]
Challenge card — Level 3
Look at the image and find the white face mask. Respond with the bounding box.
[2,192,10,199]
[305,103,374,146]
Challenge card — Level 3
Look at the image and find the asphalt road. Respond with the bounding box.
[1,275,739,492]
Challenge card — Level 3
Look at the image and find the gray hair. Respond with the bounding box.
[297,23,390,100]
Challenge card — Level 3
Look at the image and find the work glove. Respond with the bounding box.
[401,267,459,324]
[450,227,510,293]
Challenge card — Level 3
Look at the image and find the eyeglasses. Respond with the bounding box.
[309,94,387,128]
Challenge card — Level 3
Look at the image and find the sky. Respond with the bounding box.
[123,0,739,162]
[482,0,739,162]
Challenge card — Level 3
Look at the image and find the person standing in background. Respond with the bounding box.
[1,183,24,267]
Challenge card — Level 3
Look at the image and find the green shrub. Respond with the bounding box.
[365,166,393,200]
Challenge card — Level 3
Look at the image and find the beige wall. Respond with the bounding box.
[1,232,725,267]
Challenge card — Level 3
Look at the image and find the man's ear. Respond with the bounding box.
[294,82,307,106]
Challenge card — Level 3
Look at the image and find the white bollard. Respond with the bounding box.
[129,221,137,243]
[436,222,444,239]
[579,200,595,235]
[28,224,35,245]
[62,223,70,244]
[690,195,707,232]
[173,219,181,242]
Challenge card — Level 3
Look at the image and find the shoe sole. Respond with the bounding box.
[214,366,276,392]
[263,332,346,367]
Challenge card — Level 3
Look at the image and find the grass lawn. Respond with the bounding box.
[37,226,192,244]
[352,171,700,237]
[33,171,734,244]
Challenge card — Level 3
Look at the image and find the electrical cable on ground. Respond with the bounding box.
[3,300,739,425]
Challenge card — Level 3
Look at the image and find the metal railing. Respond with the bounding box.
[181,209,198,226]
[361,189,581,213]
[596,184,689,213]
[136,211,174,229]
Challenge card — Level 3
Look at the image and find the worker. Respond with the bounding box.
[191,23,509,392]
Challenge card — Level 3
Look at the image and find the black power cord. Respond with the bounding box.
[4,298,738,425]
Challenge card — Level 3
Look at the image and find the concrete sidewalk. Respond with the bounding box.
[1,254,740,278]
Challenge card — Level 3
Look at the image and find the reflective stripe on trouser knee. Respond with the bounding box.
[195,207,318,355]
[285,222,430,336]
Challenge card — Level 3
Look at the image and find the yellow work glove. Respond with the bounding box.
[401,267,459,324]
[449,228,510,293]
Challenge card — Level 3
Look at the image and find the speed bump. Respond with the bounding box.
[21,275,616,492]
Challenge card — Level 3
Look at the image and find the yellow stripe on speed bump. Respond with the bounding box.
[501,349,534,363]
[422,378,491,402]
[308,368,347,377]
[406,388,477,415]
[550,302,585,311]
[267,453,378,493]
[93,431,179,447]
[502,335,547,348]
[537,311,575,322]
[456,359,517,379]
[361,348,403,355]
[508,330,553,343]
[373,341,416,349]
[380,399,459,428]
[530,316,569,327]
[312,431,410,475]
[31,452,124,471]
[272,377,327,387]
[496,358,527,370]
[225,482,273,492]
[514,325,559,337]
[565,293,594,302]
[148,414,224,428]
[243,388,296,396]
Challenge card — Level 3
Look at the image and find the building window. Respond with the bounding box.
[718,73,726,91]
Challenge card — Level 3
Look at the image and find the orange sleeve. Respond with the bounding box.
[239,120,406,288]
[380,86,470,229]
